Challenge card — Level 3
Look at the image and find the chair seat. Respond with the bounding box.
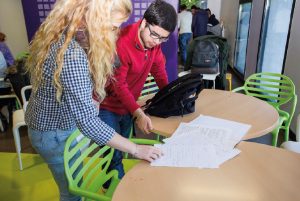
[281,141,300,154]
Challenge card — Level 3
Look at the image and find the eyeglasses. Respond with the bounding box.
[146,23,169,43]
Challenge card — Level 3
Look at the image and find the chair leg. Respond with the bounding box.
[124,126,134,159]
[0,119,3,132]
[271,127,280,147]
[155,134,160,141]
[284,127,289,142]
[226,73,232,91]
[13,126,23,170]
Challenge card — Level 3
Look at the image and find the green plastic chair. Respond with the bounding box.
[64,129,119,201]
[138,74,159,99]
[15,51,29,60]
[232,72,297,146]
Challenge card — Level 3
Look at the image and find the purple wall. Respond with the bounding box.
[21,0,55,41]
[21,0,178,81]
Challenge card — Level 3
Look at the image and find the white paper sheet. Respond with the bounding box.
[151,143,219,168]
[189,115,251,139]
[150,115,251,168]
[166,124,243,149]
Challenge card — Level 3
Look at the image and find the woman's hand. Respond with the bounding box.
[133,144,163,162]
[107,133,162,162]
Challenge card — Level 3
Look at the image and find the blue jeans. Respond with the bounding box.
[179,33,192,65]
[99,108,132,180]
[28,127,81,201]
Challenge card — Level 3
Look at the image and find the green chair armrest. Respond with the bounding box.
[232,86,245,93]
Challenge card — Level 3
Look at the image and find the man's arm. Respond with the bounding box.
[150,46,168,89]
[133,47,169,134]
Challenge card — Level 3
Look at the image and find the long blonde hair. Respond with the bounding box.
[26,0,132,101]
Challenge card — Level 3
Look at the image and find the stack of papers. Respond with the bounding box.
[151,115,251,168]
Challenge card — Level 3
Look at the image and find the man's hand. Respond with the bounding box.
[133,108,153,134]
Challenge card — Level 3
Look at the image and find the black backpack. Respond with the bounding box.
[191,40,219,74]
[143,73,203,118]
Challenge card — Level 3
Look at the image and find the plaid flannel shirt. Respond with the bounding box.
[25,36,115,145]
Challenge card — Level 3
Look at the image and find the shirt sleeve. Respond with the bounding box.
[192,15,196,33]
[60,47,115,145]
[111,45,140,114]
[0,42,14,66]
[178,14,181,30]
[150,47,168,89]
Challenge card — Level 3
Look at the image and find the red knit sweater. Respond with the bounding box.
[100,20,168,115]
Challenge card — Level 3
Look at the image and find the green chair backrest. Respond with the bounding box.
[233,72,296,111]
[129,138,161,146]
[232,72,297,146]
[64,129,119,201]
[139,74,159,99]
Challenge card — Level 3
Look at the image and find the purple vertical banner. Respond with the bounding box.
[21,0,56,41]
[124,0,178,82]
[162,0,178,82]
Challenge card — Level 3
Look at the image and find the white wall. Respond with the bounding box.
[283,0,300,132]
[0,0,28,57]
[207,0,222,20]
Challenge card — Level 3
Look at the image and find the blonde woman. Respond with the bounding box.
[25,0,162,200]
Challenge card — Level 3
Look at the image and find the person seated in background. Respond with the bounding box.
[0,32,14,66]
[178,4,192,65]
[0,51,6,78]
[205,8,219,26]
[192,7,208,38]
[205,8,222,36]
[0,51,9,131]
[97,0,177,185]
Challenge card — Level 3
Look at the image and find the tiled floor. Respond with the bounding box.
[0,125,35,153]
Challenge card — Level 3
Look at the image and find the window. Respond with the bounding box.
[234,1,252,75]
[257,0,295,74]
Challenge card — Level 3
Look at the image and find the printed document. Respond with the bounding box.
[151,115,251,168]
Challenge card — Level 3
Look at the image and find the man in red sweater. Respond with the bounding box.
[99,0,177,182]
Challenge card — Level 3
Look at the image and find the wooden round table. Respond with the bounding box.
[112,142,300,201]
[144,89,279,140]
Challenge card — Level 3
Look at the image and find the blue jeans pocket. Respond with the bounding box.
[28,127,76,164]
